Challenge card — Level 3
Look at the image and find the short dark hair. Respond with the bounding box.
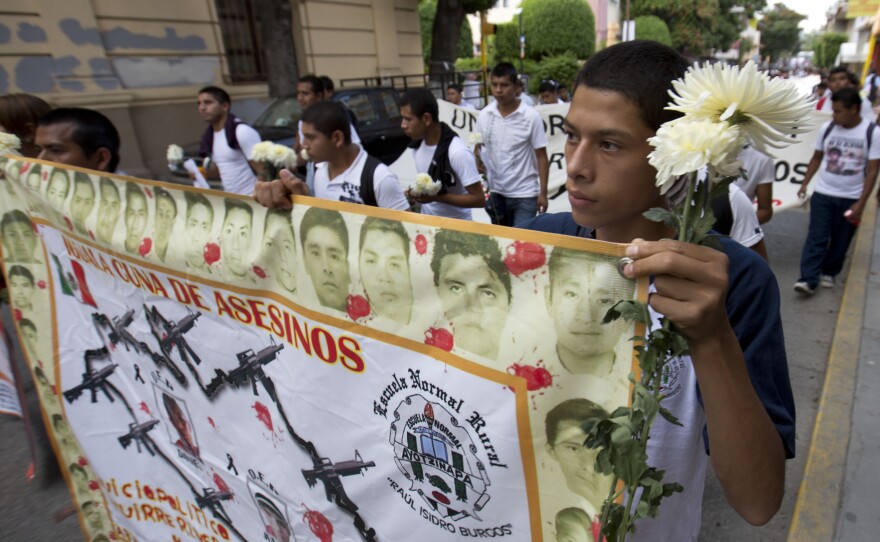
[829,65,848,78]
[19,318,36,333]
[184,191,214,222]
[847,71,860,87]
[301,102,351,144]
[37,108,120,172]
[447,83,463,93]
[223,197,253,222]
[1,209,32,232]
[51,413,65,429]
[300,207,348,254]
[359,217,410,260]
[8,264,34,285]
[264,208,294,240]
[48,168,70,192]
[154,187,177,215]
[198,86,231,105]
[545,398,608,445]
[73,172,94,194]
[831,87,862,109]
[297,75,325,96]
[430,229,510,303]
[574,40,689,132]
[400,88,439,123]
[0,93,51,140]
[99,177,119,199]
[491,62,518,84]
[125,182,145,206]
[538,79,558,93]
[319,75,335,93]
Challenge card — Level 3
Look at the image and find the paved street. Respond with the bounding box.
[0,202,871,541]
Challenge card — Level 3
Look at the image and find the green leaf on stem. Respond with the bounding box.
[643,207,681,231]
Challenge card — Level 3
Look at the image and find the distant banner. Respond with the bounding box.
[0,156,646,541]
[847,0,880,18]
[0,324,21,417]
[421,103,827,214]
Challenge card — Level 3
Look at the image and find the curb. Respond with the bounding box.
[787,201,878,541]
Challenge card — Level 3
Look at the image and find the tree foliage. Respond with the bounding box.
[634,15,672,46]
[632,0,766,56]
[420,0,474,65]
[426,0,494,80]
[813,32,849,69]
[758,3,806,62]
[524,53,581,94]
[519,0,595,60]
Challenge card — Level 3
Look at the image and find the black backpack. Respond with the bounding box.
[358,154,382,207]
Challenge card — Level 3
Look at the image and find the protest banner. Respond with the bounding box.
[0,155,646,542]
[0,324,22,417]
[416,102,828,215]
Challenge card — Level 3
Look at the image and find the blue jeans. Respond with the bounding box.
[485,194,538,227]
[799,191,858,287]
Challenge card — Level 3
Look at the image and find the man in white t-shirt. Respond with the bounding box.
[254,101,408,211]
[818,66,875,120]
[477,62,549,226]
[400,88,484,220]
[734,144,775,224]
[796,87,880,294]
[446,83,476,110]
[197,86,261,195]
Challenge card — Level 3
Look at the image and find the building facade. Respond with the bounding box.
[1,0,422,178]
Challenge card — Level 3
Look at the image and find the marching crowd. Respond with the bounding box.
[2,39,880,540]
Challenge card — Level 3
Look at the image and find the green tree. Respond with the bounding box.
[420,0,474,66]
[813,32,848,69]
[426,0,494,81]
[758,3,806,62]
[493,21,519,63]
[634,15,672,46]
[525,53,581,94]
[519,0,595,60]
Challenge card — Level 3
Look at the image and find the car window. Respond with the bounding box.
[254,97,301,129]
[377,90,401,122]
[338,93,379,127]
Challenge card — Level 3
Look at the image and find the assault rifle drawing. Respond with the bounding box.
[195,487,234,524]
[118,419,160,454]
[93,309,139,352]
[144,305,202,366]
[302,450,376,506]
[206,338,284,398]
[63,362,118,404]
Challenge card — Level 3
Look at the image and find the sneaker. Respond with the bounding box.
[820,275,835,288]
[793,281,815,296]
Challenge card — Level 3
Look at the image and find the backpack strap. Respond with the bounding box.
[821,121,836,147]
[359,154,382,207]
[710,191,734,237]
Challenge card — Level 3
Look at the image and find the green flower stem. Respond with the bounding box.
[678,172,698,243]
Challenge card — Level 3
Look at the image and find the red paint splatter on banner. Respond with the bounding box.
[144,187,153,198]
[37,280,46,289]
[414,233,428,255]
[432,490,451,505]
[346,294,370,321]
[138,237,152,257]
[304,506,334,542]
[37,359,43,368]
[204,242,220,265]
[212,473,233,500]
[50,384,57,395]
[19,163,31,175]
[208,417,217,429]
[252,402,273,432]
[424,327,454,351]
[78,456,88,466]
[252,265,266,279]
[593,517,604,542]
[139,402,151,415]
[88,230,95,240]
[42,170,48,182]
[88,480,99,491]
[507,363,554,391]
[31,221,39,234]
[504,241,545,277]
[63,216,73,231]
[110,532,117,540]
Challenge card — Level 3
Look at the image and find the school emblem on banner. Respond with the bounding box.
[389,393,490,521]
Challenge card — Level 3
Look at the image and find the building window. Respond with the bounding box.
[215,0,267,83]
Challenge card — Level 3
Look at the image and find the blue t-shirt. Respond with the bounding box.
[519,212,796,458]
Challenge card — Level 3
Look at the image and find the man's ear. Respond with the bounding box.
[331,130,345,148]
[91,148,113,172]
[422,112,434,127]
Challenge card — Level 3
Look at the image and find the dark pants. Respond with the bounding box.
[799,191,858,288]
[485,193,538,227]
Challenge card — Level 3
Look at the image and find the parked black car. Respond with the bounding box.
[170,87,408,182]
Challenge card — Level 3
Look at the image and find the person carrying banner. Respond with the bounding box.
[477,62,549,226]
[446,83,476,110]
[35,108,120,173]
[254,102,409,211]
[400,88,485,220]
[795,87,880,294]
[519,40,795,539]
[196,86,261,195]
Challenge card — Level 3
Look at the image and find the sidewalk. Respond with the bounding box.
[788,200,880,541]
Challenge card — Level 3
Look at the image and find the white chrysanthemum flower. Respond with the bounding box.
[300,148,309,162]
[410,172,442,196]
[648,119,744,193]
[0,132,22,155]
[667,61,812,154]
[268,144,296,168]
[468,133,483,147]
[166,144,184,164]
[251,141,275,162]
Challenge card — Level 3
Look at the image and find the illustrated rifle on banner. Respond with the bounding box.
[118,419,160,455]
[195,487,234,524]
[63,360,117,404]
[206,337,284,399]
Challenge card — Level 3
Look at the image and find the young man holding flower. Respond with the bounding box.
[400,88,485,220]
[520,40,796,539]
[196,86,260,195]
